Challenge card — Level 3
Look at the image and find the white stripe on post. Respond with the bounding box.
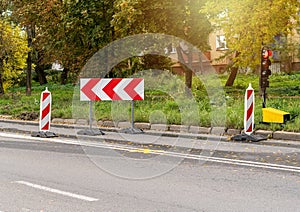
[244,83,254,135]
[39,87,52,132]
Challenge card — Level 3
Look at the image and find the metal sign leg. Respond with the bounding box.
[120,101,143,134]
[77,101,104,136]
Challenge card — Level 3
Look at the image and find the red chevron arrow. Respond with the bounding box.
[102,78,122,100]
[81,78,101,100]
[124,78,143,100]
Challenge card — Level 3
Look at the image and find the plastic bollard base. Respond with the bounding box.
[119,127,144,134]
[31,131,57,138]
[77,128,105,136]
[231,133,267,142]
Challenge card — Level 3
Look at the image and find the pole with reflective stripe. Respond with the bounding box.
[244,83,254,135]
[39,87,51,132]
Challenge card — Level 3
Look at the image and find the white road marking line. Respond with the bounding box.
[167,152,300,173]
[50,136,300,173]
[14,181,98,202]
[1,132,300,173]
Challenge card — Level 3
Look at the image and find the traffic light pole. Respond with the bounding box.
[260,47,272,108]
[260,48,266,108]
[262,88,267,108]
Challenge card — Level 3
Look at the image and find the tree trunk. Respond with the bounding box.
[225,51,240,87]
[0,73,4,95]
[35,65,47,85]
[185,48,193,89]
[176,46,192,89]
[35,52,48,85]
[26,50,32,95]
[225,66,238,86]
[35,66,48,85]
[0,59,4,95]
[26,26,32,96]
[61,68,68,85]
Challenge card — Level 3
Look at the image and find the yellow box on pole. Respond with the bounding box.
[262,108,290,124]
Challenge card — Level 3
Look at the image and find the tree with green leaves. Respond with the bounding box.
[0,0,29,94]
[0,19,29,94]
[112,0,212,88]
[11,0,116,85]
[11,0,63,86]
[8,0,212,89]
[202,0,300,85]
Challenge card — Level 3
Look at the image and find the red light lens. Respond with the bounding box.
[262,49,272,58]
[267,50,272,57]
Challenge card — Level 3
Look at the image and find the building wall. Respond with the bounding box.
[171,29,300,74]
[290,28,300,65]
[208,29,300,72]
[207,31,231,73]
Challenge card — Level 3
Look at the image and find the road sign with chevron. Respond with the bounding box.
[80,78,144,101]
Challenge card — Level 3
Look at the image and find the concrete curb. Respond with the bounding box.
[273,131,300,141]
[59,118,300,141]
[1,118,300,141]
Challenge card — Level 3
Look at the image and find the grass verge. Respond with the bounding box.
[0,71,299,132]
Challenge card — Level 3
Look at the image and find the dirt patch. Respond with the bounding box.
[17,112,39,121]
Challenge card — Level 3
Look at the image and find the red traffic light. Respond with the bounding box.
[262,49,272,59]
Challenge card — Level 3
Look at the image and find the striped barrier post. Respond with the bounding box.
[244,83,254,135]
[40,87,51,131]
[32,87,56,138]
[231,83,267,142]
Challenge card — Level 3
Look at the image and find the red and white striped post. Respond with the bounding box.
[232,84,266,142]
[39,87,52,132]
[244,83,255,135]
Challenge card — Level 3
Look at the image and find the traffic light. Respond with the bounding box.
[260,49,272,89]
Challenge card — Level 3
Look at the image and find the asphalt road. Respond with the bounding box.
[0,133,299,212]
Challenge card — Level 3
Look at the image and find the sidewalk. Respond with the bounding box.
[2,116,300,141]
[0,118,300,151]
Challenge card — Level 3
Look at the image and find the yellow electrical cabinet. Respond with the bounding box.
[262,108,290,124]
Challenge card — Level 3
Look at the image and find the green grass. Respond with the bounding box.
[220,72,300,131]
[1,71,299,132]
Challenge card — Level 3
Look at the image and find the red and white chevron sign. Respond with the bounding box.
[80,78,144,101]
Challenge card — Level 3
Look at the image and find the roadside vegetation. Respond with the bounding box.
[0,71,299,132]
[1,0,300,133]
